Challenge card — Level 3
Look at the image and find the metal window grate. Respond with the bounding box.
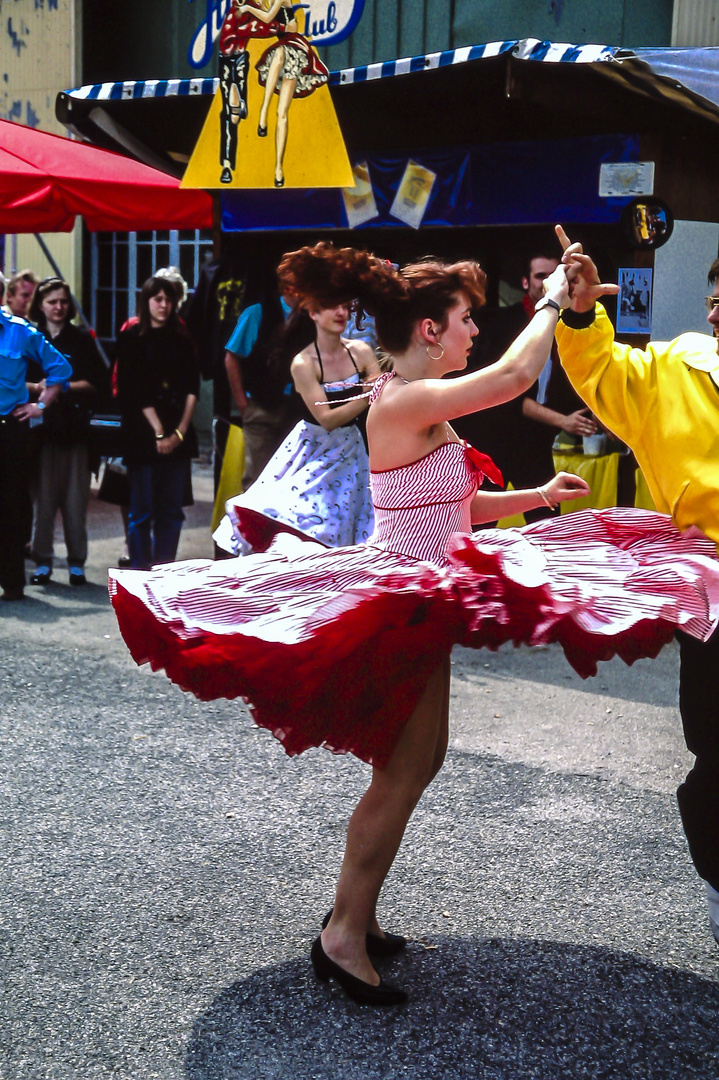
[90,228,213,348]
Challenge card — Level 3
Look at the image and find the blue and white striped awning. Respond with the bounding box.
[61,39,719,123]
[65,76,219,102]
[63,39,616,103]
[330,38,615,85]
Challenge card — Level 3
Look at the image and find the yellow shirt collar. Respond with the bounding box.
[676,335,719,388]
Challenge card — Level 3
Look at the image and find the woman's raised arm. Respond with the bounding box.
[382,263,574,431]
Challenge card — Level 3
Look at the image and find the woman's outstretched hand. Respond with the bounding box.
[555,224,620,313]
[543,470,591,507]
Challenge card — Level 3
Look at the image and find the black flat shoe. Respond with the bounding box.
[322,908,407,958]
[310,936,407,1006]
[30,569,52,585]
[257,123,267,137]
[274,175,285,187]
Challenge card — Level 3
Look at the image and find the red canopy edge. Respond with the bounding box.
[0,119,213,233]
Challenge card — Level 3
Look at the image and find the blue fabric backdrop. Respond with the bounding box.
[221,133,639,231]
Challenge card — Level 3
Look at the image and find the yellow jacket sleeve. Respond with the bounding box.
[556,304,719,541]
[554,304,659,447]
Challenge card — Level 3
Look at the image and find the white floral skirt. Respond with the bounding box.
[214,420,374,554]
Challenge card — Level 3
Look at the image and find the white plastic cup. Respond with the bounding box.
[582,434,605,456]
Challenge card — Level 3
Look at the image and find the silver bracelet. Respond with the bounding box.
[537,485,557,509]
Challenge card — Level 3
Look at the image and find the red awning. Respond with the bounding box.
[0,119,213,232]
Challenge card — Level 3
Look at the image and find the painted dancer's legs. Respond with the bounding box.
[258,48,283,134]
[273,76,296,185]
[219,52,249,179]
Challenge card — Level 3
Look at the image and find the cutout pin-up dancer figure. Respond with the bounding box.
[239,0,328,187]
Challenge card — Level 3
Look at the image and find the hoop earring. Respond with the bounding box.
[426,342,444,361]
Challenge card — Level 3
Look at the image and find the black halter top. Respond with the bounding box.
[295,341,366,428]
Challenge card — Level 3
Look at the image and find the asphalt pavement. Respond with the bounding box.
[1,461,718,1080]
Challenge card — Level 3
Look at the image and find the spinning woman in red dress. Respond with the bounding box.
[110,244,719,1005]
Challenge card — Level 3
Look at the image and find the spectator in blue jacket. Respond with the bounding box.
[0,308,71,601]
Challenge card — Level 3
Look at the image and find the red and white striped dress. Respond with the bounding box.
[109,372,719,767]
[369,441,475,566]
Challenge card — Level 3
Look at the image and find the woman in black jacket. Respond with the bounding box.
[28,277,110,587]
[116,276,200,570]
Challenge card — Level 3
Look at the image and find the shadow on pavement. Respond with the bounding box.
[185,937,719,1079]
[451,640,679,709]
[0,581,110,622]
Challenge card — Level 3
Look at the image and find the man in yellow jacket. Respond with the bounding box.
[554,225,719,947]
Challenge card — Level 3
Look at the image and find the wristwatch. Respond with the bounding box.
[36,400,46,411]
[534,297,562,316]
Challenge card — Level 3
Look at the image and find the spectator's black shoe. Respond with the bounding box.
[310,936,407,1006]
[321,908,407,958]
[30,567,52,585]
[69,569,86,587]
[1,588,25,602]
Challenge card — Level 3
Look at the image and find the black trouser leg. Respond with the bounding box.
[235,51,249,119]
[676,626,719,891]
[219,56,238,168]
[218,53,248,170]
[0,418,31,593]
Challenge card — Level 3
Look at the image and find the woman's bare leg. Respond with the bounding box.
[274,76,296,183]
[365,655,451,938]
[430,653,452,781]
[321,656,451,985]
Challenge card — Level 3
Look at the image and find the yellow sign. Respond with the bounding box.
[183,16,353,190]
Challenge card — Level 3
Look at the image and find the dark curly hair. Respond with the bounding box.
[277,242,486,355]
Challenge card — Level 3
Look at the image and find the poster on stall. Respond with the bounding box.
[390,161,437,229]
[617,267,652,334]
[183,0,354,190]
[342,162,379,227]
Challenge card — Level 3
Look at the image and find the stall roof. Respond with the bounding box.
[56,38,719,177]
[60,39,614,104]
